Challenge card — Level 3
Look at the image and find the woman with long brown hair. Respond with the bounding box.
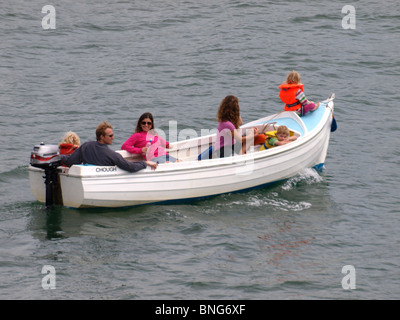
[214,95,258,158]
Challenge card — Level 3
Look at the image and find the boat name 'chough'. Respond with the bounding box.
[96,167,117,172]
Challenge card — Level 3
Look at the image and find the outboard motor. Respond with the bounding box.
[30,143,62,207]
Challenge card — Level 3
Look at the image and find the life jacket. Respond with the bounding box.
[258,131,278,151]
[59,143,78,155]
[258,130,295,151]
[279,83,304,111]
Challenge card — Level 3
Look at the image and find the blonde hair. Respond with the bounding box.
[277,125,290,136]
[286,70,301,84]
[60,131,80,146]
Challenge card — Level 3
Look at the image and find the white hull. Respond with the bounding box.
[29,100,334,208]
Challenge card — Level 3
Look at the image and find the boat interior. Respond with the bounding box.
[120,121,302,163]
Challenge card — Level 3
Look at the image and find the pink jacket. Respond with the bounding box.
[121,131,169,161]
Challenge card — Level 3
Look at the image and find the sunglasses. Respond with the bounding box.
[106,134,114,137]
[141,121,152,126]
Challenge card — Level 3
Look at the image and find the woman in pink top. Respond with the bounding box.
[214,95,258,158]
[121,112,177,163]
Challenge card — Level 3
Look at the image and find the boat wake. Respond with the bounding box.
[231,168,324,212]
[215,168,325,212]
[281,168,323,191]
[227,193,312,212]
[255,195,312,212]
[0,165,28,182]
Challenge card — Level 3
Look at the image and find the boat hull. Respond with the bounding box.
[29,101,334,208]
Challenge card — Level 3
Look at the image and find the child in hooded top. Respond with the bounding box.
[279,70,319,116]
[59,131,81,155]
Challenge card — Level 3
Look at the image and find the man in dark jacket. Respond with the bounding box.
[61,121,157,172]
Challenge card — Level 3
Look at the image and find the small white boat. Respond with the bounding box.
[29,96,335,208]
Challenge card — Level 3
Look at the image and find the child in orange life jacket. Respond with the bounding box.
[279,70,319,116]
[59,131,80,155]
